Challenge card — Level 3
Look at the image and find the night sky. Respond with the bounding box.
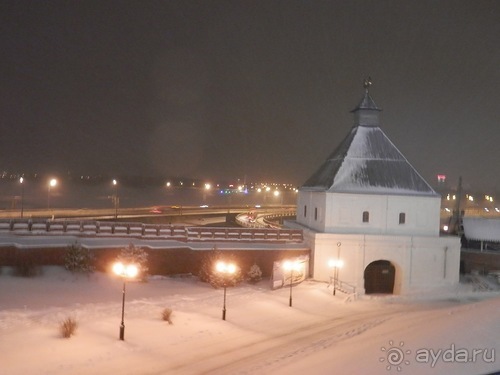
[1,1,499,190]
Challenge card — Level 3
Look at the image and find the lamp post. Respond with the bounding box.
[283,260,301,307]
[203,183,211,203]
[112,179,118,219]
[19,177,24,218]
[113,262,138,340]
[328,259,344,296]
[47,178,57,210]
[215,261,236,320]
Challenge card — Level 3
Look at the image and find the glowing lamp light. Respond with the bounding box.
[328,259,344,269]
[216,261,236,274]
[283,260,301,272]
[113,262,138,278]
[443,225,449,232]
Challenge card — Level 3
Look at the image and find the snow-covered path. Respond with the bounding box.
[0,267,498,375]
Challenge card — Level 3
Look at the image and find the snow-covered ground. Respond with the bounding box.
[0,266,498,375]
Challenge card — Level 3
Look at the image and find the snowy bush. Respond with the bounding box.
[247,263,263,283]
[198,247,221,283]
[116,243,149,281]
[60,317,77,338]
[64,242,95,274]
[161,308,173,324]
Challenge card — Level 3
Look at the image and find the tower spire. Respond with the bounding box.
[351,77,381,126]
[363,76,372,93]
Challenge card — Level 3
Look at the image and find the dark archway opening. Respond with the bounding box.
[364,260,395,294]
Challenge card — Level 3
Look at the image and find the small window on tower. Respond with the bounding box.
[304,205,307,218]
[362,211,369,223]
[399,212,406,224]
[314,207,318,221]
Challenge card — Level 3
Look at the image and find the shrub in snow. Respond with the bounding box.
[116,243,149,281]
[13,250,41,277]
[60,317,78,338]
[161,308,173,324]
[198,247,221,283]
[64,241,95,274]
[247,263,263,283]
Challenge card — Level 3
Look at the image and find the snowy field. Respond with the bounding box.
[0,266,498,375]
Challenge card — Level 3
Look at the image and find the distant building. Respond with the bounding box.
[290,81,460,295]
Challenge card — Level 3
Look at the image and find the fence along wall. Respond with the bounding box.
[0,219,303,243]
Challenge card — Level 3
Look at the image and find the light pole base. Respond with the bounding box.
[119,324,125,341]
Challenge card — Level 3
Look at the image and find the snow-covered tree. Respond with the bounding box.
[247,263,263,283]
[198,246,243,288]
[116,243,149,281]
[64,241,95,274]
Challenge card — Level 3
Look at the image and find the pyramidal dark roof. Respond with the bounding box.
[301,84,437,196]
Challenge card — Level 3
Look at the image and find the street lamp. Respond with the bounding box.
[215,261,236,320]
[273,189,284,206]
[283,260,301,307]
[264,186,271,204]
[112,179,118,219]
[113,262,138,340]
[328,259,344,296]
[19,177,24,218]
[47,178,57,210]
[203,183,211,202]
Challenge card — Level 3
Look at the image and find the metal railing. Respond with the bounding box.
[0,218,304,243]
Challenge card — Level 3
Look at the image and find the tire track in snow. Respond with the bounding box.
[162,307,410,375]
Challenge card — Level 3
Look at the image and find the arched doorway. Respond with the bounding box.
[364,260,395,294]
